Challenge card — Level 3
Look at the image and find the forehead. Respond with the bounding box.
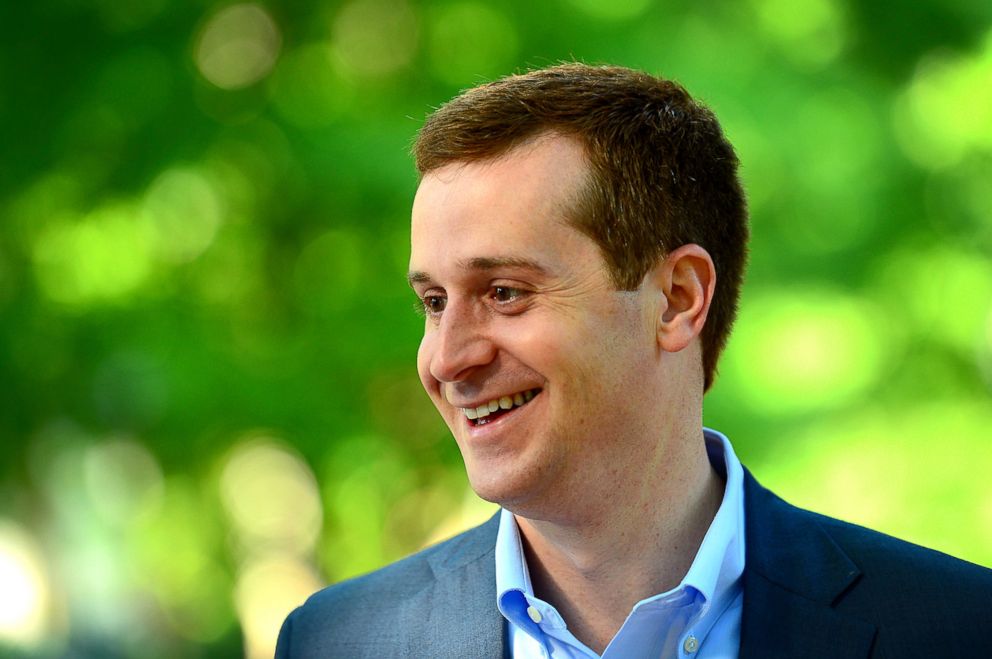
[409,135,597,280]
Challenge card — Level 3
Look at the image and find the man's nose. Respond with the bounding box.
[428,303,497,384]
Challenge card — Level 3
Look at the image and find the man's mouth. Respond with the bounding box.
[458,388,542,426]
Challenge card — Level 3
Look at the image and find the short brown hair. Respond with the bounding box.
[414,63,748,391]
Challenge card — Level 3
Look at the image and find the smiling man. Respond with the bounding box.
[276,64,992,658]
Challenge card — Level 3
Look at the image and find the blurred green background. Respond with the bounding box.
[1,0,991,656]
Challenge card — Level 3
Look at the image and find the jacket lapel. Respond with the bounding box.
[418,514,508,658]
[739,470,876,659]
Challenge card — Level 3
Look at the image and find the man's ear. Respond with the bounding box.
[653,244,716,353]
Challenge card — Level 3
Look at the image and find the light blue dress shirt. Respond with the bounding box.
[495,428,745,659]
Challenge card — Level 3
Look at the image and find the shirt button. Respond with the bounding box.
[526,605,543,623]
[683,635,700,654]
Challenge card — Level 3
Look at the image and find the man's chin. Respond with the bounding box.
[465,472,513,506]
[462,464,514,502]
[464,465,545,513]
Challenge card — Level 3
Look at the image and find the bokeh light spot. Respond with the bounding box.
[723,289,886,413]
[751,0,845,67]
[234,556,323,659]
[32,201,153,306]
[331,0,418,78]
[0,521,50,646]
[876,246,992,354]
[427,3,519,87]
[142,167,224,263]
[219,438,323,555]
[893,30,992,169]
[84,438,164,526]
[195,4,282,90]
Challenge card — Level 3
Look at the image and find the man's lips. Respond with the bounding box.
[453,388,543,426]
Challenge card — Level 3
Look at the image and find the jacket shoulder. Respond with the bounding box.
[743,471,992,656]
[310,512,496,606]
[810,509,992,604]
[276,513,500,658]
[814,509,992,653]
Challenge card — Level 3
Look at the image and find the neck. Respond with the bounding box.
[513,427,724,655]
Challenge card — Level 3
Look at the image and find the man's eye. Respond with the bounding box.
[491,286,522,303]
[422,295,446,315]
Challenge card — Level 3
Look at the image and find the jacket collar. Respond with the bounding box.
[740,469,876,658]
[420,513,508,659]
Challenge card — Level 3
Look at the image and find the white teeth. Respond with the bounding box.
[460,389,541,420]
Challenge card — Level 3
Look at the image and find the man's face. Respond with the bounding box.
[409,135,661,513]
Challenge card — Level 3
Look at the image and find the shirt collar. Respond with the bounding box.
[495,502,541,634]
[679,428,746,610]
[495,427,746,621]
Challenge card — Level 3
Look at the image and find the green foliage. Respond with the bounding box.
[1,0,990,656]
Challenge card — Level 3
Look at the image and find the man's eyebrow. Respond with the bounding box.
[407,257,548,288]
[407,271,432,287]
[462,256,549,274]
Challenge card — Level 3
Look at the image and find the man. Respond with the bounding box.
[276,64,992,658]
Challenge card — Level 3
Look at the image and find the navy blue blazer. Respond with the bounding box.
[276,470,992,658]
